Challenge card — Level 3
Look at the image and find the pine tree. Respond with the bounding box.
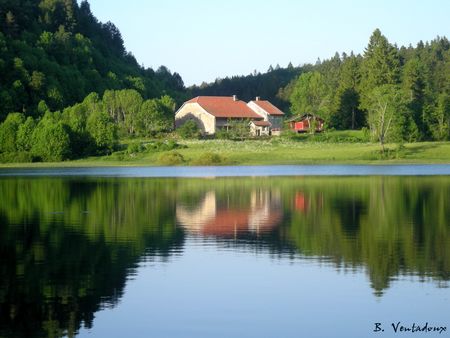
[332,53,364,129]
[402,58,426,138]
[360,29,401,110]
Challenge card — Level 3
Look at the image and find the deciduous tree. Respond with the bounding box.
[290,72,328,119]
[366,85,408,152]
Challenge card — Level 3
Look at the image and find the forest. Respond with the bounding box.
[0,0,187,162]
[0,0,449,163]
[194,30,449,146]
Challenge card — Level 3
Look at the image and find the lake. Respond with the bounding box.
[0,166,449,337]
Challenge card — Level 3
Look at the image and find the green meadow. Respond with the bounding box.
[1,130,449,167]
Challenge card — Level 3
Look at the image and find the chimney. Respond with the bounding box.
[232,95,237,101]
[255,96,260,101]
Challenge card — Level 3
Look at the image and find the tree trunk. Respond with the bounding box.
[351,107,355,130]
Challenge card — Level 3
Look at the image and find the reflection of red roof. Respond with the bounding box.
[250,100,284,116]
[187,96,263,119]
[252,120,272,127]
[202,210,249,236]
[199,208,282,236]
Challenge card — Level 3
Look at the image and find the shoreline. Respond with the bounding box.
[1,140,449,168]
[1,159,450,169]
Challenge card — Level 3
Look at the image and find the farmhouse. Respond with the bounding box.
[287,114,325,133]
[247,97,284,135]
[174,95,285,136]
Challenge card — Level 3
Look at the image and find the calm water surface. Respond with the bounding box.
[0,166,449,337]
[1,164,450,177]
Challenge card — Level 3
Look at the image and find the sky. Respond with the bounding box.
[85,0,450,86]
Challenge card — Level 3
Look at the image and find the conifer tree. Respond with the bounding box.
[332,53,364,129]
[402,58,426,138]
[360,29,401,110]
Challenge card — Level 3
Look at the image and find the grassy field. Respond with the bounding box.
[1,131,449,167]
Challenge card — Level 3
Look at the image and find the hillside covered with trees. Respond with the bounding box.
[0,0,186,120]
[0,0,189,162]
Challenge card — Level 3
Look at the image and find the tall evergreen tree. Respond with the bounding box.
[402,57,427,138]
[360,29,401,110]
[331,52,364,129]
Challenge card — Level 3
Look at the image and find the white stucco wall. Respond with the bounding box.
[247,101,268,120]
[174,103,216,135]
[247,101,283,131]
[250,123,271,136]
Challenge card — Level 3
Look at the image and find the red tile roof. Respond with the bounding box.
[187,96,263,119]
[251,100,284,116]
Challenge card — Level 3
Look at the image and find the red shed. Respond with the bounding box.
[287,114,325,133]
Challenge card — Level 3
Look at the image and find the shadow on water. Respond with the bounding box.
[0,176,449,337]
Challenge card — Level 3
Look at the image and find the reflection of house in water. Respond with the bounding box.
[176,190,282,237]
[295,192,307,212]
[294,191,324,213]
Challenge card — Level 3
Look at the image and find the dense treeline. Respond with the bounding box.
[190,64,302,111]
[0,0,186,121]
[288,29,449,144]
[0,89,176,161]
[0,0,183,162]
[192,30,449,144]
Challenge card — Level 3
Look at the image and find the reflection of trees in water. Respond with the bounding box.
[0,176,448,336]
[0,178,184,338]
[175,177,449,295]
[282,177,450,295]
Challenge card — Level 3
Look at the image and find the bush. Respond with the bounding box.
[361,127,370,141]
[0,151,34,163]
[215,129,231,140]
[146,140,186,152]
[17,117,36,152]
[86,111,118,155]
[177,120,201,139]
[126,142,145,155]
[0,113,25,153]
[31,115,72,161]
[281,129,370,143]
[279,130,309,142]
[191,152,226,165]
[158,151,185,165]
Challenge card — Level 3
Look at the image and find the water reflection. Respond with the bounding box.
[177,189,282,237]
[0,176,448,337]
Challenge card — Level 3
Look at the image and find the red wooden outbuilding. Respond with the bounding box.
[287,114,325,133]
